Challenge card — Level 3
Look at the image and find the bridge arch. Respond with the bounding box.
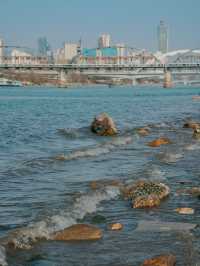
[173,49,200,64]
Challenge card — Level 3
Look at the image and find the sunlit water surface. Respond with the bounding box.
[0,85,200,265]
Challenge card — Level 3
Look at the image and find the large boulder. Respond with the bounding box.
[141,254,176,266]
[91,113,117,136]
[148,137,172,147]
[123,181,170,208]
[134,194,161,208]
[52,224,102,241]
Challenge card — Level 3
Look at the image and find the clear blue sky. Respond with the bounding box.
[0,0,199,51]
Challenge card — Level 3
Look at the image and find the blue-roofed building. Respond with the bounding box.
[79,47,119,64]
[101,47,117,57]
[82,48,97,57]
[82,47,118,58]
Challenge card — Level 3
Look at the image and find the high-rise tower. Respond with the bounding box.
[37,37,50,56]
[98,34,111,49]
[157,21,168,53]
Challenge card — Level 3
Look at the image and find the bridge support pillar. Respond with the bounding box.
[59,70,68,86]
[163,70,173,88]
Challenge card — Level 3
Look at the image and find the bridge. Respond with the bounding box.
[1,62,200,87]
[1,42,200,86]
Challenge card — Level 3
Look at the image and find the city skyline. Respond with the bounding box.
[0,0,200,51]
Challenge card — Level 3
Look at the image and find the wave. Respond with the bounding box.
[148,121,175,129]
[55,136,132,161]
[0,246,7,266]
[143,165,166,180]
[57,127,89,139]
[1,186,120,250]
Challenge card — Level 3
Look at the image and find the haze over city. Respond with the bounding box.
[0,0,200,51]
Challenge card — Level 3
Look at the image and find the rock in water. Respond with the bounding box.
[91,113,117,136]
[141,254,176,266]
[137,127,150,137]
[183,121,200,130]
[148,137,172,147]
[175,207,194,215]
[123,181,170,208]
[109,223,123,231]
[53,224,102,241]
[193,128,200,139]
[134,194,161,208]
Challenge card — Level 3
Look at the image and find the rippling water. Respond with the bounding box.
[1,85,200,265]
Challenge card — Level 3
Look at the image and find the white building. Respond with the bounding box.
[64,43,78,62]
[116,43,126,64]
[54,48,65,64]
[11,49,33,64]
[0,39,4,64]
[10,49,48,65]
[98,34,111,49]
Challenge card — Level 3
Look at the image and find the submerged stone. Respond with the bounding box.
[90,180,123,191]
[136,220,197,232]
[91,215,106,224]
[148,137,172,147]
[141,254,176,266]
[53,224,102,241]
[176,187,200,197]
[137,127,151,137]
[91,113,117,136]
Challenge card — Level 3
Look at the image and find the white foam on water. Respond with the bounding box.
[184,143,200,151]
[145,165,166,181]
[149,122,172,129]
[0,246,8,266]
[2,186,120,250]
[58,128,80,139]
[157,152,184,163]
[60,136,132,161]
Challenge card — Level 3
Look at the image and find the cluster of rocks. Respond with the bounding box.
[52,116,200,264]
[3,114,200,265]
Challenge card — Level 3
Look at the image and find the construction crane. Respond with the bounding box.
[0,45,29,50]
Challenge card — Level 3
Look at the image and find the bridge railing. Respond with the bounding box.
[0,62,200,69]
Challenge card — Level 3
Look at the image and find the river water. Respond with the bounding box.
[0,85,200,265]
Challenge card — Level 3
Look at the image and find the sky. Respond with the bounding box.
[0,0,200,52]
